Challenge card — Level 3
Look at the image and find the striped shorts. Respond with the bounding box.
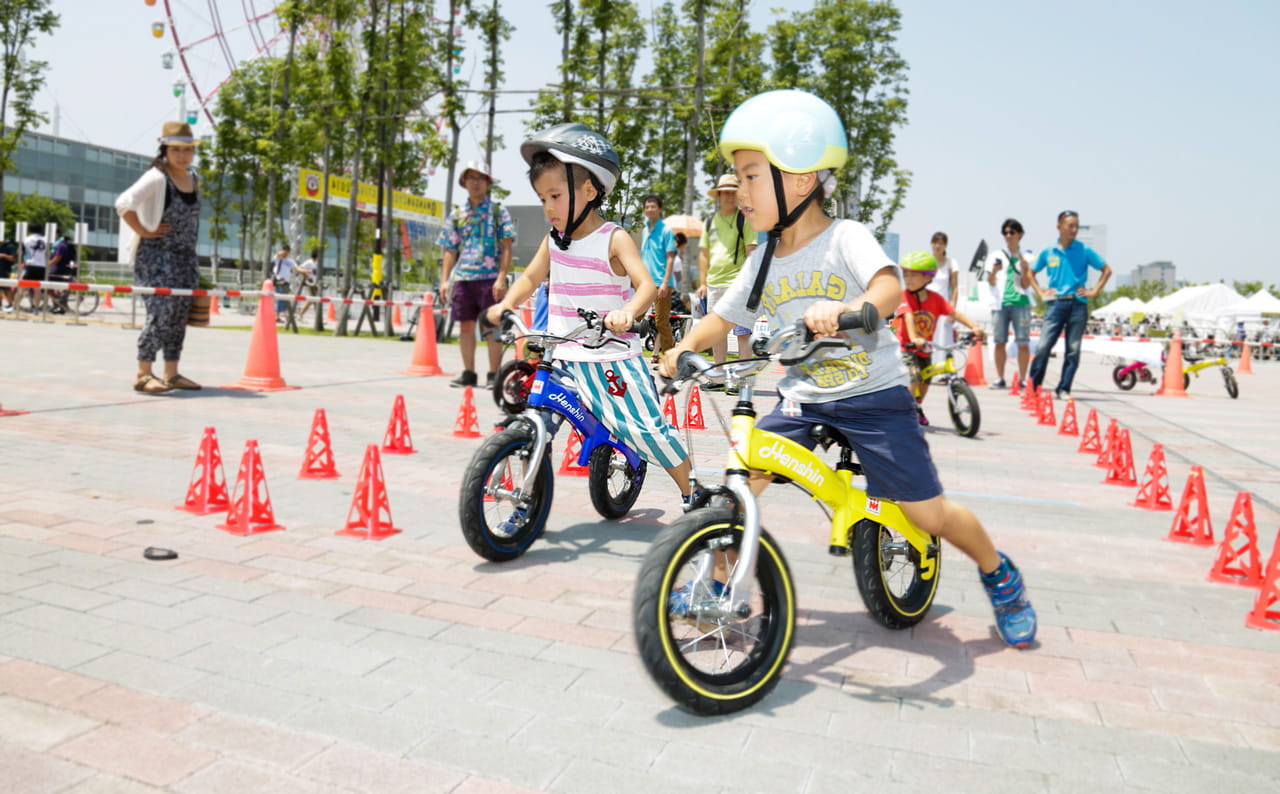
[562,356,687,469]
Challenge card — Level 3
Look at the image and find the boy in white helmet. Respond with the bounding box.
[660,89,1035,648]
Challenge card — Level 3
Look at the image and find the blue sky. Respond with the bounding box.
[31,0,1279,286]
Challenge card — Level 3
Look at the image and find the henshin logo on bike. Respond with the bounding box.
[757,441,825,487]
[547,389,586,423]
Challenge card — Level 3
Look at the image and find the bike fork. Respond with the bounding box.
[723,472,760,618]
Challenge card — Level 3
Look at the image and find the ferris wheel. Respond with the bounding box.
[152,1,286,127]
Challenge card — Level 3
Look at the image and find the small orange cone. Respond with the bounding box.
[336,445,402,540]
[102,290,114,309]
[0,401,28,417]
[1102,429,1137,486]
[449,387,480,440]
[217,440,284,535]
[1020,381,1036,411]
[1130,444,1172,510]
[1245,530,1280,631]
[402,293,445,376]
[1166,465,1213,546]
[1095,419,1118,468]
[223,281,299,392]
[1077,408,1101,453]
[1008,371,1021,397]
[1036,390,1056,426]
[1208,492,1263,587]
[299,408,340,479]
[176,426,231,514]
[326,300,336,322]
[393,303,402,327]
[382,394,417,452]
[963,337,988,386]
[1155,332,1189,397]
[684,385,706,430]
[662,393,681,429]
[1058,398,1079,436]
[558,429,588,477]
[1237,340,1254,374]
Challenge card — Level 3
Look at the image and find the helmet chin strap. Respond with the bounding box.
[746,164,823,311]
[549,163,603,251]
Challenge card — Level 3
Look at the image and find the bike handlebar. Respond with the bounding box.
[486,308,649,350]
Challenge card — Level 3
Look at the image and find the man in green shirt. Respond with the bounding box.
[696,174,757,392]
[985,218,1034,388]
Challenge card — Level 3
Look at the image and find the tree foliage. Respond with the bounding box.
[0,0,58,219]
[2,190,72,228]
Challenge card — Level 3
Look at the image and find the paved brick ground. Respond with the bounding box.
[1,308,1278,793]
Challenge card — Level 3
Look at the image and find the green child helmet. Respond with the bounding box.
[899,250,938,276]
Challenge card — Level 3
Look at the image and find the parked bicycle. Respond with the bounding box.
[902,334,981,437]
[457,309,652,562]
[16,265,99,316]
[1111,344,1238,399]
[632,305,946,715]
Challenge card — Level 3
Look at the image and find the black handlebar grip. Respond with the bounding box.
[837,304,880,332]
[630,318,652,336]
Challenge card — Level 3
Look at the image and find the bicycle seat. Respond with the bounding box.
[807,423,851,450]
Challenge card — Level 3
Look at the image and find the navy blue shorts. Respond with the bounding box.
[755,385,943,503]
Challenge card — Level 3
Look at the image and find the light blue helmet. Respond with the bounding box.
[718,89,848,173]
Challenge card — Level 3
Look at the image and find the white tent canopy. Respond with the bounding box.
[1092,296,1147,319]
[1219,290,1280,325]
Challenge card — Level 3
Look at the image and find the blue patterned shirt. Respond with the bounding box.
[436,197,515,281]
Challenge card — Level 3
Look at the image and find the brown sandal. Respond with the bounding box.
[134,374,173,394]
[165,374,202,390]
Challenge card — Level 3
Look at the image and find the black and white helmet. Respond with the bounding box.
[520,123,620,196]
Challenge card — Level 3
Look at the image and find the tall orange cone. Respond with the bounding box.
[298,408,340,479]
[210,295,220,315]
[217,440,284,535]
[393,303,402,327]
[176,427,231,514]
[558,429,588,476]
[1237,340,1254,374]
[102,290,114,309]
[1166,465,1213,545]
[326,299,336,322]
[1095,419,1118,468]
[963,336,988,386]
[337,445,402,540]
[449,387,481,439]
[1102,429,1137,486]
[684,385,706,430]
[402,292,445,376]
[1208,492,1263,587]
[223,281,299,391]
[1008,371,1021,397]
[1036,389,1056,426]
[1077,408,1101,453]
[1245,530,1280,631]
[1155,332,1189,397]
[1130,444,1172,510]
[1058,398,1078,436]
[662,393,681,429]
[383,394,417,452]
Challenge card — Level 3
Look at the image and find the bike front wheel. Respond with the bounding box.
[947,380,981,437]
[633,508,795,716]
[458,426,554,561]
[851,519,941,629]
[586,444,647,519]
[68,291,100,316]
[1222,367,1239,399]
[1113,365,1137,390]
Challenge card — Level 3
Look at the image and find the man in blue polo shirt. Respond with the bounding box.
[640,194,676,360]
[1027,210,1111,398]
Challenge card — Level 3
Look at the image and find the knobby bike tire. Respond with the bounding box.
[1223,368,1239,399]
[633,508,795,716]
[586,444,647,520]
[458,426,554,562]
[850,518,940,629]
[947,380,981,438]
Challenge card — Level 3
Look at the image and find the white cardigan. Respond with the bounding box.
[114,167,169,265]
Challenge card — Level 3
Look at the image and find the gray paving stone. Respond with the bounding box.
[0,629,112,669]
[336,606,449,639]
[283,700,431,757]
[406,726,571,791]
[970,732,1126,783]
[13,583,120,612]
[546,759,709,794]
[85,599,202,632]
[5,603,118,638]
[95,579,201,607]
[177,675,315,723]
[179,593,287,625]
[651,740,813,793]
[256,612,373,645]
[1034,716,1185,762]
[353,629,473,667]
[0,594,35,617]
[73,650,210,696]
[18,565,122,590]
[171,616,294,653]
[264,636,393,677]
[1117,754,1279,794]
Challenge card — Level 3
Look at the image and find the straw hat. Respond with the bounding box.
[159,121,198,147]
[706,173,740,198]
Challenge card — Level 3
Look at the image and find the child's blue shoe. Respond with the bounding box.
[668,579,725,620]
[496,506,528,538]
[981,552,1037,648]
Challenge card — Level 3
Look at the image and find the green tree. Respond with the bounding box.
[767,0,910,238]
[2,190,73,228]
[0,0,59,220]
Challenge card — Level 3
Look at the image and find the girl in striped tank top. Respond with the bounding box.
[486,124,697,512]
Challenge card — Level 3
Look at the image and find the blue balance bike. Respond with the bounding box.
[458,309,651,561]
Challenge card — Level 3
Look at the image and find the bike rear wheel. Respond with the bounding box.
[1113,365,1137,390]
[587,444,647,519]
[851,519,940,629]
[1222,367,1239,399]
[458,426,554,561]
[66,291,100,316]
[492,359,535,414]
[633,508,795,715]
[947,380,981,437]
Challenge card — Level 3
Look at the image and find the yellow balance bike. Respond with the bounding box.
[903,335,981,437]
[632,306,942,715]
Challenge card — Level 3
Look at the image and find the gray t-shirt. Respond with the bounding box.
[713,219,908,403]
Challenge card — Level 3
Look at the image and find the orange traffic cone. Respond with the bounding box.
[0,401,27,417]
[558,429,589,477]
[1036,389,1056,426]
[102,290,114,309]
[662,393,681,429]
[1237,340,1254,375]
[299,408,340,479]
[393,303,402,327]
[1021,381,1038,412]
[1166,465,1213,546]
[337,445,402,540]
[1058,398,1079,436]
[963,337,988,386]
[326,299,336,323]
[1155,333,1189,397]
[402,293,445,376]
[1208,492,1263,587]
[223,281,299,392]
[380,394,417,452]
[216,440,284,535]
[1008,371,1021,397]
[1245,530,1280,631]
[1102,429,1137,486]
[1095,419,1118,469]
[449,387,480,439]
[210,295,220,315]
[684,385,706,430]
[1130,444,1172,510]
[483,465,515,503]
[1077,408,1101,453]
[176,427,231,514]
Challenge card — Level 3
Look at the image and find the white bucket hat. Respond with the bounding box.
[458,160,493,188]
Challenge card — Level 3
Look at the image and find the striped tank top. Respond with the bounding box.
[546,222,641,362]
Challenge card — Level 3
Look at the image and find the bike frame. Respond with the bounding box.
[1184,355,1226,377]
